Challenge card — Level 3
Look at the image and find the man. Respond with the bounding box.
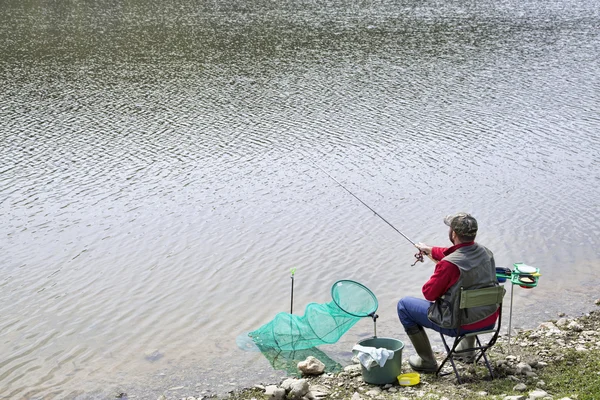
[397,212,499,372]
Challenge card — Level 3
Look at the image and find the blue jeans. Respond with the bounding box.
[397,296,494,337]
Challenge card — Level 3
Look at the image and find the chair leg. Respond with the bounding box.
[478,337,494,379]
[436,335,463,384]
[473,337,495,380]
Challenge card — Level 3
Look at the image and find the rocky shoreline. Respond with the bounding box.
[156,301,600,400]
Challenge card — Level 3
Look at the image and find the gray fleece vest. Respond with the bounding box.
[427,243,499,329]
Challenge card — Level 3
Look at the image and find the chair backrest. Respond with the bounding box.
[459,286,506,309]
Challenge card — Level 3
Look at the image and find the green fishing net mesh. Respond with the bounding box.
[248,280,378,351]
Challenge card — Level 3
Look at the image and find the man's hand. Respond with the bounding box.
[414,242,432,256]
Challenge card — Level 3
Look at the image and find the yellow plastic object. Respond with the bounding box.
[397,372,420,386]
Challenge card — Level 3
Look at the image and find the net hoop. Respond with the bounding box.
[330,279,378,318]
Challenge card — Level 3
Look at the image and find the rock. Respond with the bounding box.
[309,384,331,394]
[537,322,558,331]
[365,387,381,397]
[516,362,533,375]
[288,379,309,399]
[308,388,329,399]
[527,389,548,399]
[513,383,527,392]
[298,356,326,376]
[144,350,164,362]
[280,379,295,391]
[351,392,364,400]
[568,321,583,332]
[344,364,362,374]
[503,396,526,400]
[264,385,285,400]
[528,331,541,339]
[555,318,569,327]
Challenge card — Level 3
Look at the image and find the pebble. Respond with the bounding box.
[351,392,363,400]
[298,356,326,376]
[513,383,527,392]
[528,389,549,399]
[344,364,362,373]
[264,385,285,400]
[515,362,532,375]
[568,321,583,332]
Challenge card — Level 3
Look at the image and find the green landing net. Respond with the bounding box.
[249,280,378,351]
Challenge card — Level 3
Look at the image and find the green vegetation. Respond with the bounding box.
[541,349,600,400]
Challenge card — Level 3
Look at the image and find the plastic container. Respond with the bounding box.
[397,372,420,386]
[353,337,404,385]
[511,263,540,289]
[495,266,511,283]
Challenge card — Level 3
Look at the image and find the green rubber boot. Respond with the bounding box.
[455,336,476,362]
[406,326,438,373]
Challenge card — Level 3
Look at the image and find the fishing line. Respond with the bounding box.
[310,160,424,266]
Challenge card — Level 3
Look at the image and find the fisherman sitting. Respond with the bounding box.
[397,213,500,372]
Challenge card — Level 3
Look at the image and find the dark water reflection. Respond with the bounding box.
[1,0,599,398]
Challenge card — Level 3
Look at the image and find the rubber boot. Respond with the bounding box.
[406,326,438,372]
[455,336,476,362]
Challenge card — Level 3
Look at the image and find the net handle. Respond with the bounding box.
[330,279,378,318]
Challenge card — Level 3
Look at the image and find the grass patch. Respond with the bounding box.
[539,349,600,400]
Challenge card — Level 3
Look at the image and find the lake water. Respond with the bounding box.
[1,0,599,398]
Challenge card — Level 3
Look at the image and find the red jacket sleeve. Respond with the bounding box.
[421,259,460,301]
[431,246,448,262]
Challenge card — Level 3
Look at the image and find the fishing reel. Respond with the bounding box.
[411,251,425,267]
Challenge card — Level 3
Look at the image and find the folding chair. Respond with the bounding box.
[436,286,506,383]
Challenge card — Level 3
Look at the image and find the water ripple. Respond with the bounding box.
[1,0,600,398]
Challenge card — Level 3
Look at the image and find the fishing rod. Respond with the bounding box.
[311,161,424,266]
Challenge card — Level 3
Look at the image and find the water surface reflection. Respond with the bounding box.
[1,0,599,398]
